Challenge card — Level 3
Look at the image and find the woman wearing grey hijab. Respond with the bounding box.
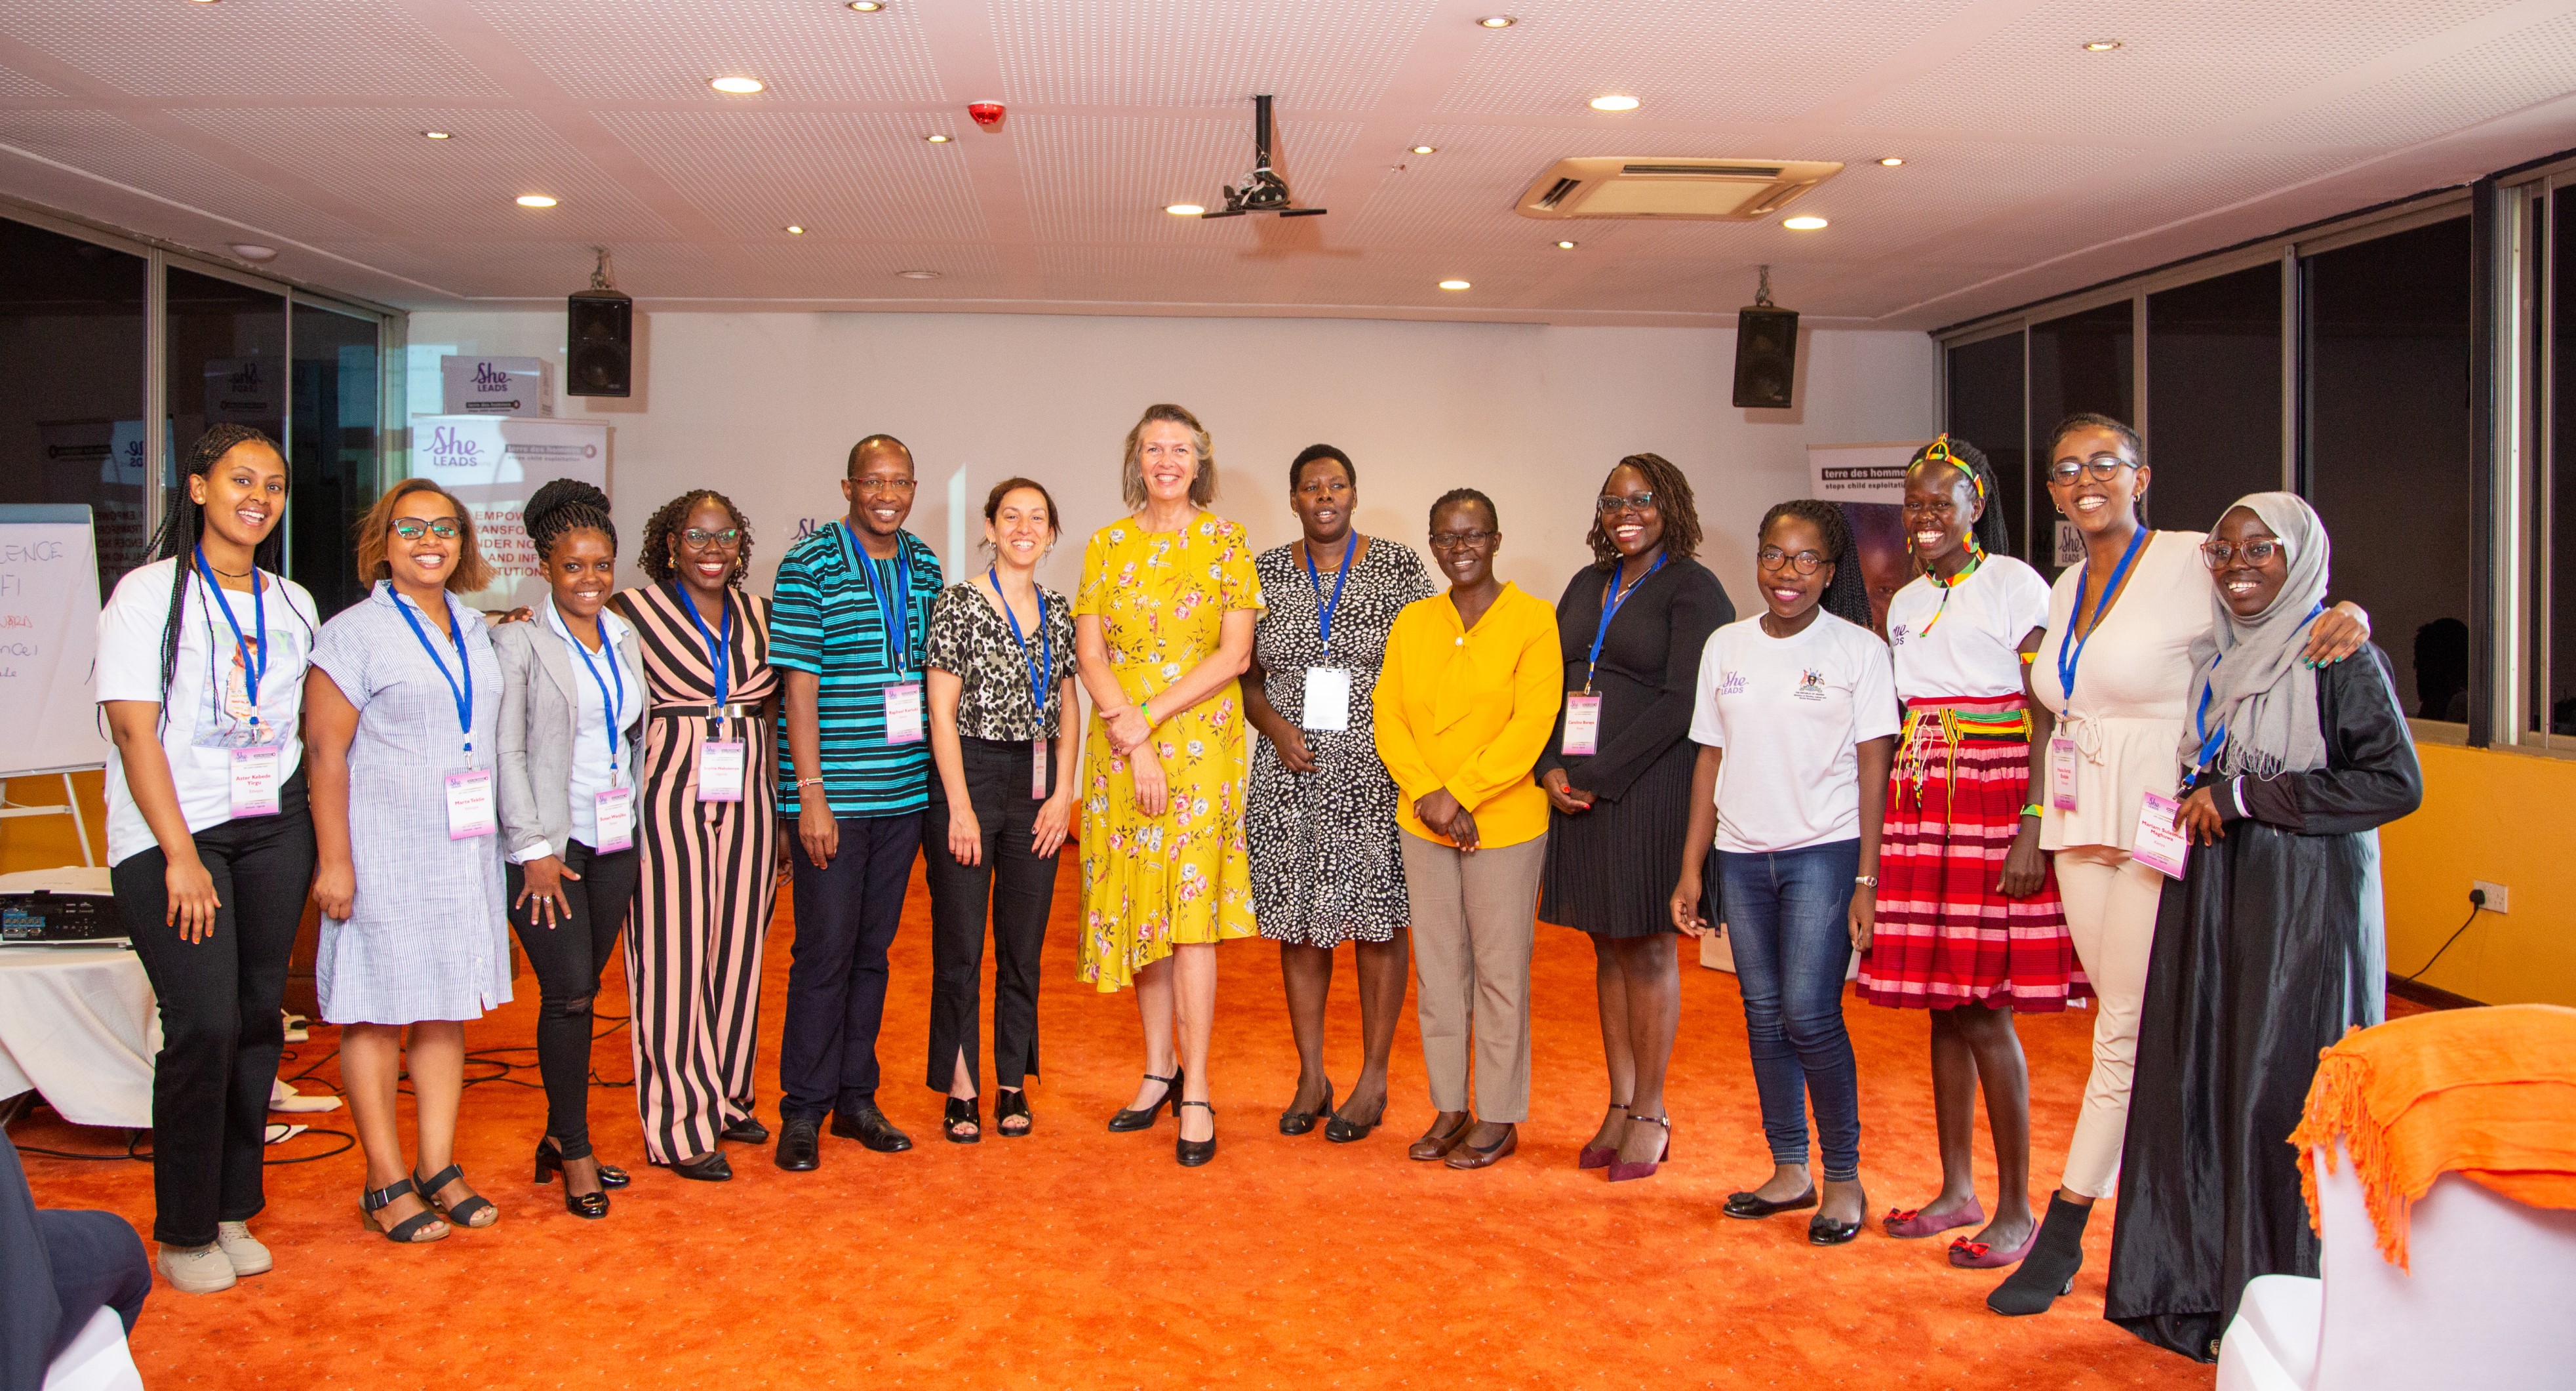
[2103,493,2423,1363]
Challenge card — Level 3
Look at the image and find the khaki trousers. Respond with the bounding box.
[1400,829,1547,1124]
[2052,846,2165,1198]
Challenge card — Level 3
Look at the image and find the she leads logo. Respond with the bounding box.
[1794,668,1827,700]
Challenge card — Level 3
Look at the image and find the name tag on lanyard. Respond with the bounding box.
[1562,694,1603,757]
[593,784,635,852]
[229,745,281,817]
[2049,734,2078,812]
[2131,791,2189,878]
[1570,555,1661,760]
[445,769,497,839]
[698,735,745,802]
[884,681,925,745]
[1033,738,1050,800]
[1302,666,1351,733]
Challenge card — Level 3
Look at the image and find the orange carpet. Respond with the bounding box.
[17,854,2219,1390]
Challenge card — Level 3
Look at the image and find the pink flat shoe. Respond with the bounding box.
[1883,1201,1985,1239]
[1949,1225,2040,1269]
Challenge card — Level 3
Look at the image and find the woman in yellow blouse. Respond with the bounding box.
[1374,488,1562,1171]
[1075,403,1263,1167]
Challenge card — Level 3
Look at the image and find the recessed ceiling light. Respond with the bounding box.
[785,224,805,234]
[515,194,558,208]
[898,269,941,279]
[1438,279,1471,291]
[1589,94,1640,112]
[1556,240,1577,249]
[228,244,277,262]
[924,133,952,143]
[1783,214,1828,230]
[1410,144,1437,155]
[2082,39,2122,51]
[709,75,765,94]
[1164,203,1205,216]
[846,1,884,9]
[1476,14,1516,27]
[423,130,452,140]
[1877,155,1904,167]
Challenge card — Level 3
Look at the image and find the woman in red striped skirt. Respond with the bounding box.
[608,490,783,1180]
[1859,436,2086,1268]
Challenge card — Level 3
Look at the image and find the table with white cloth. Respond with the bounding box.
[0,947,158,1129]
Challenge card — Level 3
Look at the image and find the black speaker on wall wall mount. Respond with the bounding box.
[567,246,632,398]
[1732,264,1798,410]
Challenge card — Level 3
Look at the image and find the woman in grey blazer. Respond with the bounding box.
[496,480,648,1219]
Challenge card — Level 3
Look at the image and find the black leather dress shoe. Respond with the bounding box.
[720,1115,771,1144]
[829,1102,914,1153]
[775,1118,820,1171]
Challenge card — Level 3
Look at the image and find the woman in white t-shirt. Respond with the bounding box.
[1671,500,1897,1247]
[1860,437,2085,1270]
[98,425,320,1295]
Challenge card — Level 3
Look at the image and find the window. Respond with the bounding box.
[2146,262,2284,538]
[2543,190,2576,735]
[2303,217,2474,723]
[1945,332,2027,559]
[2029,300,2135,570]
[290,302,382,618]
[0,219,147,598]
[166,267,287,469]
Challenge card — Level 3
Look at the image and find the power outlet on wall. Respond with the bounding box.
[2472,880,2510,914]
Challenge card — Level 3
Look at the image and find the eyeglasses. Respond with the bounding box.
[1427,529,1496,551]
[1596,492,1657,517]
[2199,538,2287,569]
[680,527,743,549]
[1757,546,1827,575]
[2046,454,2137,485]
[852,477,918,496]
[390,517,460,540]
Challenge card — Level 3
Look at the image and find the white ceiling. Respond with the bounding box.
[3,0,2575,329]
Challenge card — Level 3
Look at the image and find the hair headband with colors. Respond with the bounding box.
[1909,434,1987,501]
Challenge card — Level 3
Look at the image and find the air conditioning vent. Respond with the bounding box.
[1514,156,1843,221]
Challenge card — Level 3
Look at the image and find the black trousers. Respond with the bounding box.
[924,736,1060,1093]
[779,811,922,1123]
[505,839,639,1156]
[109,771,316,1247]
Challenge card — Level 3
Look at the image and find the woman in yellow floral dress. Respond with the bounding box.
[1074,403,1263,1167]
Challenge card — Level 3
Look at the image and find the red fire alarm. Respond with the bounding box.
[968,102,1005,128]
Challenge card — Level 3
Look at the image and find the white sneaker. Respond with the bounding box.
[214,1221,273,1276]
[158,1241,237,1293]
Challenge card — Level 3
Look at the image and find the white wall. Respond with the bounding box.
[406,310,1937,609]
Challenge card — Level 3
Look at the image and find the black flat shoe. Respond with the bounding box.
[1108,1070,1181,1132]
[830,1102,914,1153]
[1723,1186,1819,1220]
[656,1150,734,1182]
[943,1096,982,1144]
[719,1115,770,1144]
[1278,1079,1334,1137]
[1808,1215,1862,1246]
[1324,1096,1385,1144]
[994,1089,1032,1138]
[1175,1100,1216,1167]
[775,1118,819,1172]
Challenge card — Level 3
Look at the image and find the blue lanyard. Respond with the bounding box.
[1585,552,1665,691]
[1305,533,1357,657]
[552,602,625,781]
[840,523,914,674]
[193,547,266,731]
[675,585,732,710]
[393,589,475,756]
[2055,525,2149,705]
[988,568,1054,716]
[2192,601,2326,772]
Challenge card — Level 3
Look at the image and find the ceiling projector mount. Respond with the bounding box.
[1199,94,1325,218]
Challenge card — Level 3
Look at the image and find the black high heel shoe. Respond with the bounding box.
[1278,1079,1334,1137]
[1108,1069,1182,1132]
[413,1163,497,1229]
[943,1096,982,1144]
[994,1089,1033,1138]
[1175,1100,1217,1167]
[1324,1093,1385,1144]
[595,1161,631,1189]
[653,1150,734,1182]
[534,1139,610,1220]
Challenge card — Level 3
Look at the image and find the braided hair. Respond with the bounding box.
[638,489,753,588]
[147,425,293,732]
[1585,453,1702,566]
[525,477,616,563]
[1758,498,1873,628]
[1905,434,2011,563]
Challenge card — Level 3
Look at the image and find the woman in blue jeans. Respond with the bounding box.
[1671,500,1896,1246]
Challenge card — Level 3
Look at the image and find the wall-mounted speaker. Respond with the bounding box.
[1732,306,1799,409]
[566,288,632,397]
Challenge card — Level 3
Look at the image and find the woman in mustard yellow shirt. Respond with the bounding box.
[1373,488,1562,1171]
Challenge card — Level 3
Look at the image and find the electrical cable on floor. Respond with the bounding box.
[2397,898,2484,982]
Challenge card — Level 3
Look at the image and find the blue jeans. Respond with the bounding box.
[1717,839,1863,1181]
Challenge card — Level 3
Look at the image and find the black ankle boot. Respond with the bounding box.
[1987,1193,2092,1316]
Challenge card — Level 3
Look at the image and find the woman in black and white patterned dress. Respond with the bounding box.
[1240,445,1435,1143]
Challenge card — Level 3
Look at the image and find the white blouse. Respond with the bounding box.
[2030,530,2210,853]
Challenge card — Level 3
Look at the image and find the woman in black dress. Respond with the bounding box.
[1537,454,1732,1179]
[2105,492,2421,1361]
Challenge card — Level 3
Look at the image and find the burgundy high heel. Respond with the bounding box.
[1577,1102,1629,1171]
[1606,1114,1671,1183]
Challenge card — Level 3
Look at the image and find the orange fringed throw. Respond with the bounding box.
[2290,1004,2576,1270]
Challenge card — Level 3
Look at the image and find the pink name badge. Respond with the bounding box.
[229,746,281,818]
[593,785,635,853]
[2049,734,2078,812]
[884,681,925,745]
[1032,738,1050,800]
[698,738,745,803]
[445,769,497,840]
[1563,694,1603,757]
[2130,792,2190,879]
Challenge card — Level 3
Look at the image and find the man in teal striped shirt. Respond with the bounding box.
[772,434,943,1171]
